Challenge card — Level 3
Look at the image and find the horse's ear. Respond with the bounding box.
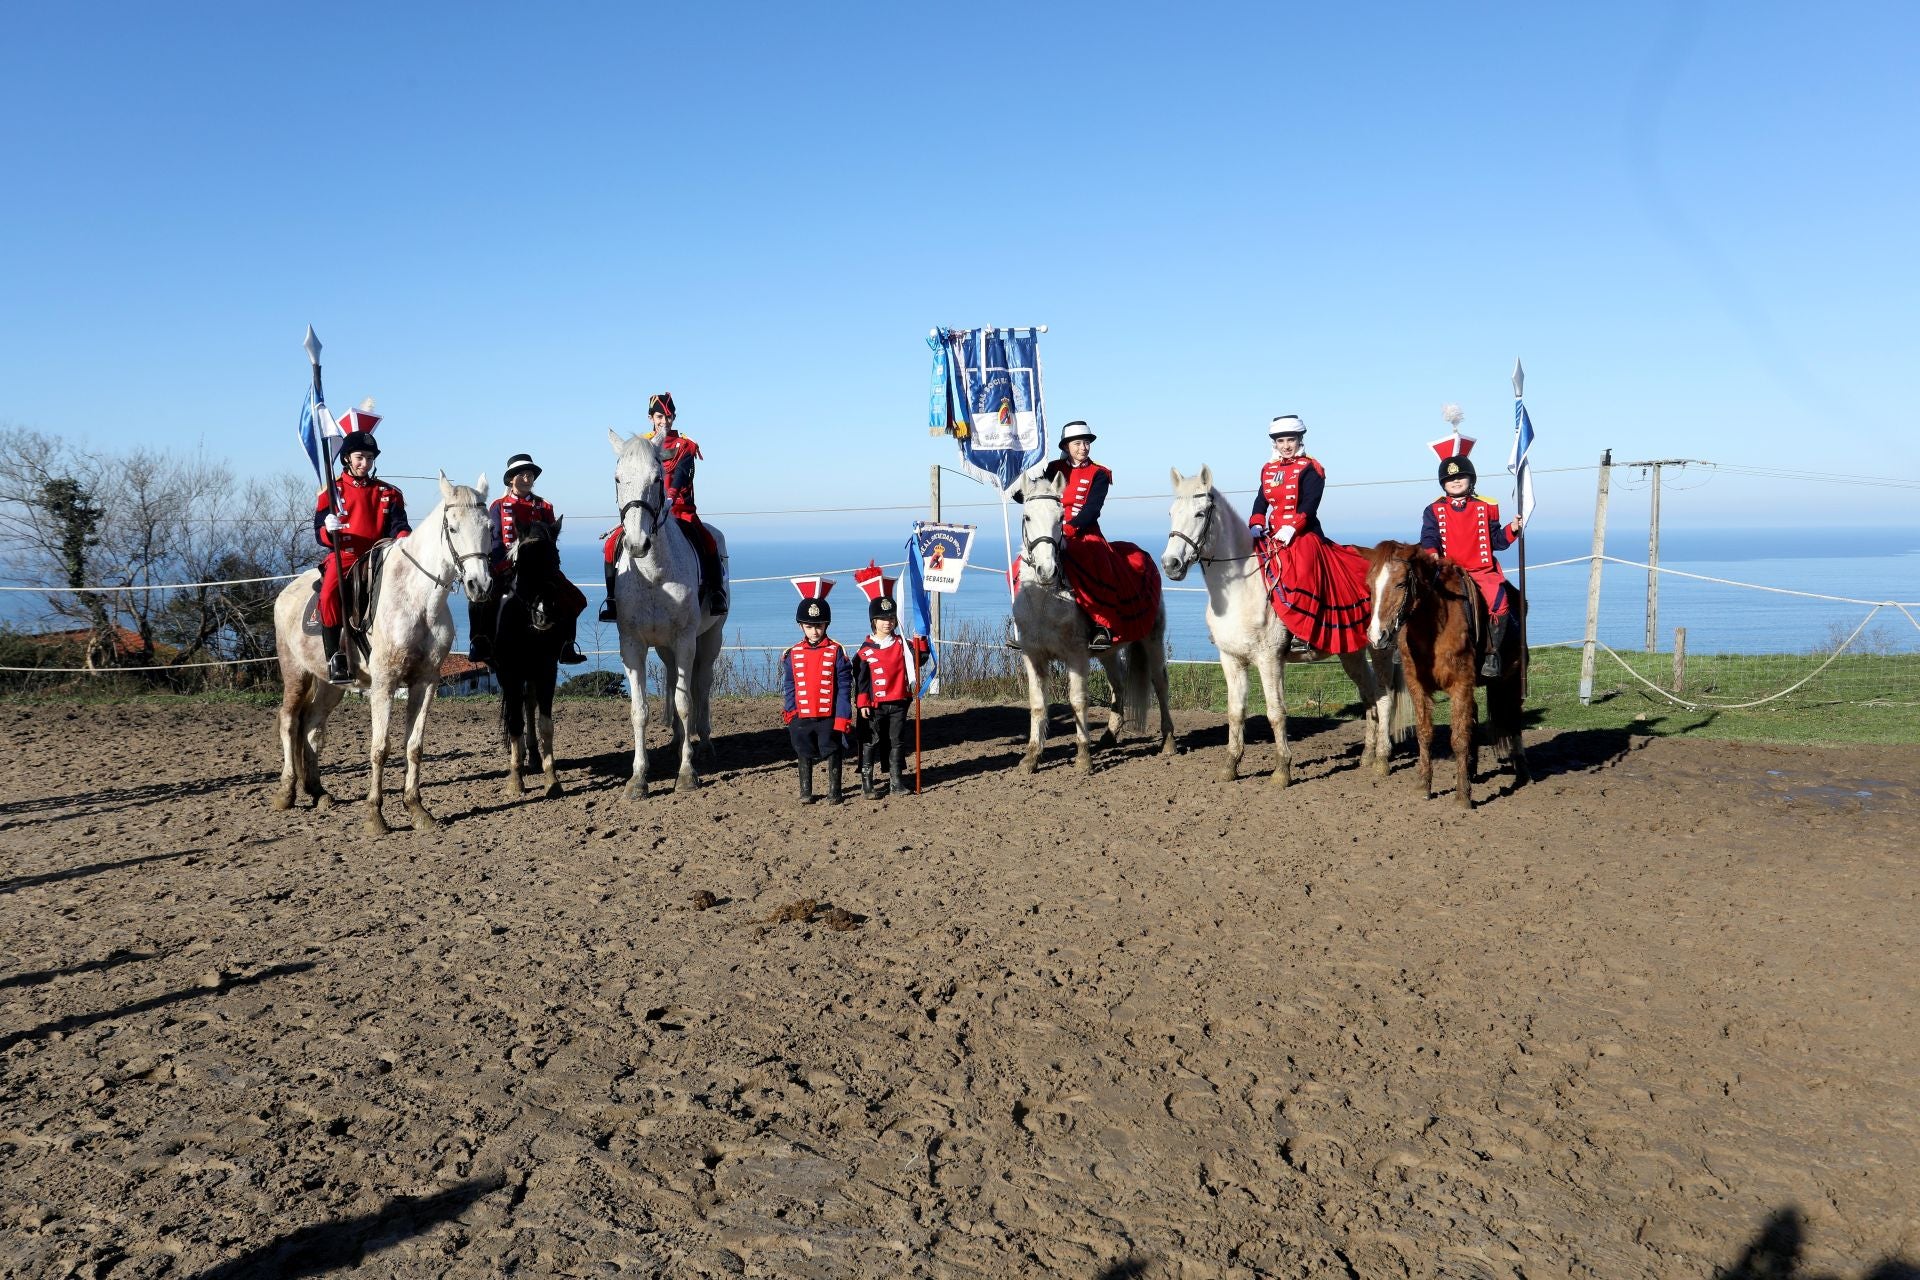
[1169,467,1183,487]
[553,514,564,536]
[608,428,625,455]
[1198,464,1213,489]
[474,474,489,500]
[438,472,456,505]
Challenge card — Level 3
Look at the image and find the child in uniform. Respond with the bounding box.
[851,563,930,798]
[780,577,853,805]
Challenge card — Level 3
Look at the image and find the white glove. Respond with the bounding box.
[323,513,342,534]
[1277,524,1296,546]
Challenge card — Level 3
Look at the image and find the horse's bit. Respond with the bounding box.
[1020,492,1065,586]
[1166,490,1220,570]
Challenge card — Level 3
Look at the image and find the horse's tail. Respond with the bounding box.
[1386,651,1417,745]
[1120,639,1152,735]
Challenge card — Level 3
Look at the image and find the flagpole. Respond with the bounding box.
[1512,358,1530,699]
[305,326,349,629]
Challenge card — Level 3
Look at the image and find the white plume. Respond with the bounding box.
[359,397,377,412]
[1441,403,1464,427]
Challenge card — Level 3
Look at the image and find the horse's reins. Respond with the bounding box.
[399,499,488,592]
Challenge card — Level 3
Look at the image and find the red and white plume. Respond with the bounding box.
[854,560,896,602]
[790,575,835,601]
[337,396,382,437]
[1428,403,1475,461]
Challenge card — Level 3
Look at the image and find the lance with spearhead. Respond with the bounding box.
[306,325,349,632]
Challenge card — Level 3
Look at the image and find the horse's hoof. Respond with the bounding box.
[674,771,698,793]
[542,780,564,799]
[311,791,333,811]
[624,779,648,801]
[1075,750,1093,775]
[365,810,390,836]
[407,803,439,831]
[1271,765,1292,789]
[505,776,524,798]
[270,786,294,811]
[1017,754,1039,776]
[1094,730,1117,751]
[1159,737,1177,758]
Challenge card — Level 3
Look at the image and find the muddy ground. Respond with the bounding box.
[2,697,1916,1279]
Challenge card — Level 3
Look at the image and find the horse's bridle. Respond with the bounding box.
[1166,488,1221,572]
[1371,557,1417,648]
[401,499,489,591]
[617,476,667,556]
[506,529,560,631]
[1020,491,1065,587]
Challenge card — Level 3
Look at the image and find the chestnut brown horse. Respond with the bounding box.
[1365,541,1530,808]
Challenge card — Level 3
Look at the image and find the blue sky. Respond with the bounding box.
[2,2,1915,545]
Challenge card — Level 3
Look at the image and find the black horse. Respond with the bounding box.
[493,518,569,797]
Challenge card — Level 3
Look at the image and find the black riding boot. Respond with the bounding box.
[1481,613,1509,679]
[467,597,494,664]
[859,743,877,799]
[598,562,618,623]
[889,739,908,796]
[558,611,587,664]
[321,624,351,685]
[826,750,845,805]
[797,755,816,805]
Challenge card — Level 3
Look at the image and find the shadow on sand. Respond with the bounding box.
[185,1174,507,1280]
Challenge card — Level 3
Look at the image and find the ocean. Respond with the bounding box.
[5,525,1913,671]
[553,524,1920,673]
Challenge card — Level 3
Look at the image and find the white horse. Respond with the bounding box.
[1162,467,1395,786]
[607,430,728,797]
[1013,466,1175,774]
[271,474,494,833]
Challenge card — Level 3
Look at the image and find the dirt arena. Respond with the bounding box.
[2,696,1916,1279]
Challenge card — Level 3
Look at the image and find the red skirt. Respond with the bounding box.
[1061,532,1162,644]
[1257,531,1372,654]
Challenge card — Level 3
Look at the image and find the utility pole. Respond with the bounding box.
[1578,449,1613,706]
[1618,459,1703,652]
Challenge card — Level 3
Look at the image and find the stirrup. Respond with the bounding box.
[559,641,588,665]
[597,600,617,623]
[1088,626,1114,653]
[325,652,353,685]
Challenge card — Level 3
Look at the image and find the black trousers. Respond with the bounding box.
[787,717,844,759]
[859,702,910,764]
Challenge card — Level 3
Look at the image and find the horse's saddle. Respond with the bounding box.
[303,542,395,657]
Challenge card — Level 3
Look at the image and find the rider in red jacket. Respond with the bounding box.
[313,414,409,684]
[469,452,589,666]
[600,392,728,621]
[1421,449,1524,677]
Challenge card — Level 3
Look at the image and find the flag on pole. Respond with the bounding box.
[903,532,938,693]
[299,386,342,489]
[928,327,1046,492]
[1508,399,1536,524]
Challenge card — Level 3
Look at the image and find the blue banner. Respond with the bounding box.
[298,385,340,490]
[903,530,938,693]
[928,327,1046,492]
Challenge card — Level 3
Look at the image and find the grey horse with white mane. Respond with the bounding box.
[607,429,728,796]
[271,474,494,833]
[1163,466,1395,785]
[1013,465,1175,773]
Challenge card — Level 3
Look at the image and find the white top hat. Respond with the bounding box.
[1268,414,1306,437]
[1059,420,1096,446]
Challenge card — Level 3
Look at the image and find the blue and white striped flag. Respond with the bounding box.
[1508,399,1536,524]
[299,386,341,489]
